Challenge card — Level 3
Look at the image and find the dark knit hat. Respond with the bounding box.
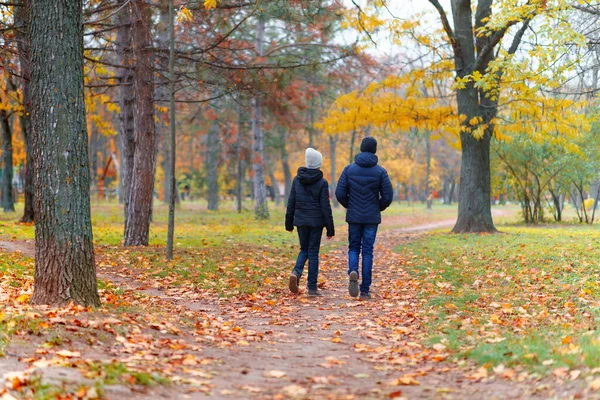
[360,136,377,154]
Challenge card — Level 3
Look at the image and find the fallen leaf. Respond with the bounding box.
[266,370,287,378]
[283,384,308,397]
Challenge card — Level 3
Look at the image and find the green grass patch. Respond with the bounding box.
[397,224,600,373]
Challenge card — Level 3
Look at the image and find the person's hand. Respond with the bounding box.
[327,236,334,241]
[287,228,294,232]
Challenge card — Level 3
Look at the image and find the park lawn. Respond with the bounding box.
[397,224,600,376]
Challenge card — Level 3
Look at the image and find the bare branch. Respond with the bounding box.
[427,0,460,57]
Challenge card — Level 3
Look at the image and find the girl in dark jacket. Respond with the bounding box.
[285,148,335,297]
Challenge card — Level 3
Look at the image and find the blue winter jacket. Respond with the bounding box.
[335,152,394,224]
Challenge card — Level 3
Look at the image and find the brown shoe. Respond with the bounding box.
[289,272,299,294]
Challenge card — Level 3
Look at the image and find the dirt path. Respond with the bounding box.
[0,211,585,399]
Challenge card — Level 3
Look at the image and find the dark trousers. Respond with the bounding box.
[293,226,323,290]
[348,223,378,294]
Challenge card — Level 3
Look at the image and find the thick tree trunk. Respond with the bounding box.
[330,134,339,207]
[449,0,496,233]
[452,130,495,232]
[115,0,135,230]
[29,0,99,306]
[206,118,220,211]
[16,0,34,222]
[252,18,269,219]
[124,0,156,246]
[1,111,15,212]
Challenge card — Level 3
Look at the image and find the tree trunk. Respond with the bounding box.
[156,1,170,204]
[252,17,269,219]
[29,0,99,306]
[16,0,34,222]
[236,105,244,213]
[281,129,292,206]
[349,129,356,164]
[425,132,432,210]
[115,0,135,231]
[89,121,99,188]
[1,111,15,212]
[206,118,220,211]
[452,130,495,232]
[330,134,339,207]
[166,0,176,260]
[124,0,156,246]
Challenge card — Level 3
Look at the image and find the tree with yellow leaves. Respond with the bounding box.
[324,0,590,232]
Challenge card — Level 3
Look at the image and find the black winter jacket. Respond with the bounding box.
[285,167,335,237]
[335,152,394,224]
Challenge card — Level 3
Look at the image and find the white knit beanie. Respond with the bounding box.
[305,147,323,169]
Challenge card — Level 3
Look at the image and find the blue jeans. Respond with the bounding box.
[293,226,323,290]
[348,223,378,294]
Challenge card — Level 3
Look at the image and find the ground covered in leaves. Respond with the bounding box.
[2,202,600,399]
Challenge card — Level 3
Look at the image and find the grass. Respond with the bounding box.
[397,224,600,374]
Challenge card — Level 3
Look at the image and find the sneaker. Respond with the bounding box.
[289,272,300,294]
[307,289,322,297]
[348,271,359,298]
[359,292,372,300]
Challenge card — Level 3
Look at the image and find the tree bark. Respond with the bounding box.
[281,129,292,206]
[156,1,170,204]
[1,111,15,212]
[206,118,220,211]
[330,134,339,207]
[349,129,356,164]
[166,0,176,260]
[124,0,156,246]
[252,17,269,219]
[16,0,34,222]
[29,0,99,306]
[425,132,432,210]
[236,104,244,213]
[449,0,496,233]
[115,0,135,231]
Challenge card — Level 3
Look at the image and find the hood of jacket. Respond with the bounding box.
[297,167,323,185]
[355,152,379,168]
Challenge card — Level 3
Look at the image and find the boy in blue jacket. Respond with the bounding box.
[336,137,393,299]
[285,148,335,297]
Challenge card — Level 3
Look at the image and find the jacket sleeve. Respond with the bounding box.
[335,167,349,209]
[320,180,335,237]
[285,178,296,231]
[379,168,394,211]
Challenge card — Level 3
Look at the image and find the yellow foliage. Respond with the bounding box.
[176,6,194,22]
[203,0,217,10]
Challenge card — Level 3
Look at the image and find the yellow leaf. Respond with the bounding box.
[176,7,193,23]
[204,0,217,10]
[16,294,30,304]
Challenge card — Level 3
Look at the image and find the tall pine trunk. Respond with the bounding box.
[124,0,156,246]
[16,0,34,222]
[251,17,269,219]
[1,111,15,212]
[115,0,135,231]
[29,0,99,306]
[206,118,220,211]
